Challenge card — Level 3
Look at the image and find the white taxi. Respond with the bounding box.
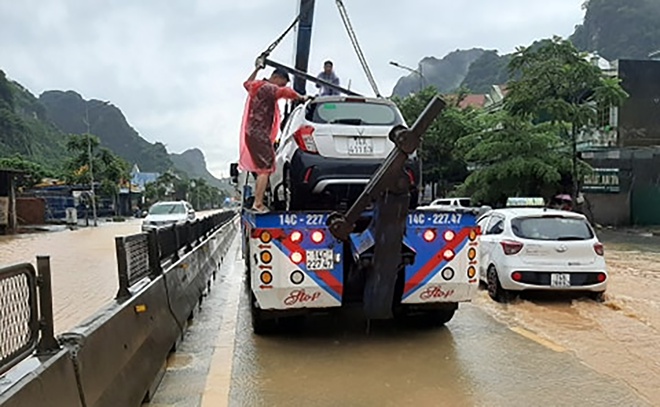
[477,207,607,302]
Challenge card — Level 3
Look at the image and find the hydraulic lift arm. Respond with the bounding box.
[327,96,447,319]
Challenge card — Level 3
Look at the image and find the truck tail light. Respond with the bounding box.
[311,230,325,244]
[290,230,303,243]
[290,251,303,264]
[293,125,318,154]
[500,240,524,255]
[423,229,436,242]
[443,249,455,261]
[443,230,455,242]
[594,242,604,256]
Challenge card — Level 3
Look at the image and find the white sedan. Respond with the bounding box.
[477,208,607,302]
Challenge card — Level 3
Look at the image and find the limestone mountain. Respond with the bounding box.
[391,49,486,97]
[170,148,232,192]
[39,90,173,174]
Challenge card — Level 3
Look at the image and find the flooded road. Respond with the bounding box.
[0,220,142,333]
[151,236,651,407]
[474,230,660,404]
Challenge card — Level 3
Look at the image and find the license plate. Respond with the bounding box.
[348,137,373,155]
[306,250,334,271]
[550,273,571,287]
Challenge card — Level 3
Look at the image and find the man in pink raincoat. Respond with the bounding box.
[239,58,306,212]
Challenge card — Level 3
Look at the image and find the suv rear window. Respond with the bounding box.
[306,102,403,126]
[511,216,594,241]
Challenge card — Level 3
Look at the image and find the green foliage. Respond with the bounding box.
[456,113,571,204]
[0,155,53,188]
[63,133,129,199]
[571,0,660,60]
[460,51,511,93]
[505,36,627,130]
[392,88,479,195]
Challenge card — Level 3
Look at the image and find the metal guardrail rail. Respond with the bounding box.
[115,210,237,299]
[0,258,58,375]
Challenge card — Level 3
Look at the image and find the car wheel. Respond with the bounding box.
[283,166,299,211]
[487,265,513,303]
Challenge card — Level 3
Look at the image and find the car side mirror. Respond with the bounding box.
[229,163,239,185]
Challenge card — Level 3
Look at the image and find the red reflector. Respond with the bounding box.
[594,242,604,256]
[406,169,415,185]
[303,167,314,183]
[290,231,303,243]
[443,230,455,242]
[311,230,325,244]
[500,240,524,255]
[597,273,607,283]
[512,272,522,282]
[423,229,436,242]
[290,251,303,264]
[443,249,455,261]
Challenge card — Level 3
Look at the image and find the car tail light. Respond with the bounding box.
[594,242,604,256]
[290,231,303,243]
[500,240,524,255]
[423,229,436,242]
[311,230,325,244]
[293,125,318,154]
[597,272,607,283]
[443,249,455,261]
[512,272,523,282]
[406,169,416,186]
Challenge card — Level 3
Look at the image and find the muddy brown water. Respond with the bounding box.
[474,230,660,404]
[0,219,141,333]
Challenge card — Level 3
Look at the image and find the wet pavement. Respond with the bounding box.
[150,236,652,407]
[0,211,223,333]
[0,219,141,333]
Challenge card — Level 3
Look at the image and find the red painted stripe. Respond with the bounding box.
[316,271,344,296]
[404,228,472,294]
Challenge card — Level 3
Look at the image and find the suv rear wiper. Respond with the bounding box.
[330,118,364,125]
[556,236,588,241]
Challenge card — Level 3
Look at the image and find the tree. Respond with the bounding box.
[392,87,479,198]
[504,36,627,199]
[456,113,572,205]
[0,155,52,188]
[64,133,129,213]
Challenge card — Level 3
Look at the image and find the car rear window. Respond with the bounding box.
[510,216,594,241]
[306,101,403,126]
[149,203,185,215]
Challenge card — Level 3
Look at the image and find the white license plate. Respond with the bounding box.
[348,137,373,155]
[550,273,571,287]
[306,250,334,271]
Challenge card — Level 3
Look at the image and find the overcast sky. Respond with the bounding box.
[0,0,585,178]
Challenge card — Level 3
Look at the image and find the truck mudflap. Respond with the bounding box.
[244,211,344,310]
[401,210,480,304]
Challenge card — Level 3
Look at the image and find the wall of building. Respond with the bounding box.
[16,198,46,225]
[618,59,660,147]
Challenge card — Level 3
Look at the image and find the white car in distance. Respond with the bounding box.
[141,201,195,232]
[477,208,607,302]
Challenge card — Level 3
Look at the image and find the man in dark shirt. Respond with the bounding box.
[316,60,340,96]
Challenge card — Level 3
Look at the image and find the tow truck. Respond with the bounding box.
[230,0,483,333]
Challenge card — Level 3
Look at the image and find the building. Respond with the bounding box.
[118,165,160,215]
[0,168,23,234]
[579,58,660,226]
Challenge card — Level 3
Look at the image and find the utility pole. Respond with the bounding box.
[390,61,424,94]
[82,101,110,227]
